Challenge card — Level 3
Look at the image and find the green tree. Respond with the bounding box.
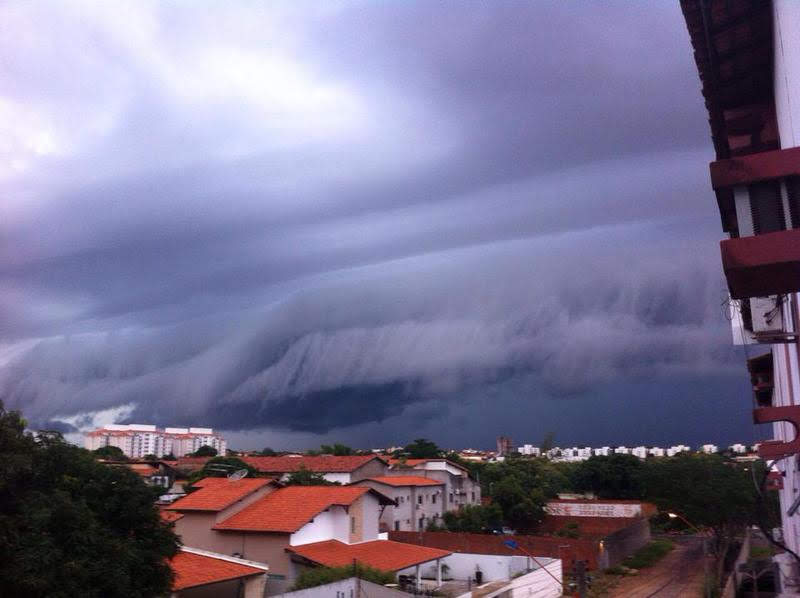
[320,443,355,456]
[572,454,645,499]
[404,438,442,459]
[260,447,277,456]
[185,456,258,488]
[92,445,127,461]
[540,432,556,454]
[441,504,503,533]
[284,466,338,486]
[191,445,217,457]
[0,402,179,597]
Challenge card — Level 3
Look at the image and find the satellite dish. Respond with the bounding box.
[228,469,249,481]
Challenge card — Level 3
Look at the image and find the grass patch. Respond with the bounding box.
[621,539,674,570]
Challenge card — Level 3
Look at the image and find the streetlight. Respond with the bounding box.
[666,512,710,598]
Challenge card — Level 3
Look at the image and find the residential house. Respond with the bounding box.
[241,455,388,484]
[356,476,445,532]
[387,458,481,510]
[169,547,269,598]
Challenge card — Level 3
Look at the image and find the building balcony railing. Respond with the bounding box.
[752,406,800,459]
[720,228,800,299]
[710,146,800,189]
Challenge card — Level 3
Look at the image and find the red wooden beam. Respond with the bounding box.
[710,146,800,189]
[753,406,800,459]
[720,228,800,299]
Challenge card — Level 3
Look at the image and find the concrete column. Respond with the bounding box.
[436,559,442,586]
[244,574,267,598]
[416,564,421,587]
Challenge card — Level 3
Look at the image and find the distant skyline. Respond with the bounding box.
[1,2,764,450]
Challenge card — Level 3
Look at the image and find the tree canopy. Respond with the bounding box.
[284,466,339,486]
[571,454,646,499]
[403,438,442,459]
[92,445,127,461]
[191,445,218,457]
[185,456,258,487]
[0,402,179,598]
[319,443,355,456]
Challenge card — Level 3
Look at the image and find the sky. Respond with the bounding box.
[0,1,764,451]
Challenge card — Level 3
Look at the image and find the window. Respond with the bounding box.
[432,494,436,504]
[471,492,475,502]
[418,496,423,505]
[350,517,356,533]
[786,176,800,228]
[449,493,453,503]
[749,181,786,234]
[394,521,400,531]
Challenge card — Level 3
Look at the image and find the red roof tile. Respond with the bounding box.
[287,540,451,571]
[167,477,273,512]
[160,509,184,524]
[366,476,443,487]
[170,550,265,590]
[242,455,384,473]
[214,486,387,532]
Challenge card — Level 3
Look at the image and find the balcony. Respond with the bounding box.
[720,228,800,299]
[752,406,800,459]
[710,146,800,189]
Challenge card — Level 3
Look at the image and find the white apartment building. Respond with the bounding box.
[631,446,648,460]
[613,446,630,456]
[85,424,227,459]
[666,445,690,457]
[729,443,748,454]
[700,444,719,454]
[594,447,611,457]
[648,447,665,458]
[517,444,541,457]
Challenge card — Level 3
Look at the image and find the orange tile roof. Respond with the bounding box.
[127,463,159,477]
[366,476,443,487]
[170,550,265,590]
[242,455,384,473]
[287,540,451,571]
[167,477,273,512]
[388,458,469,472]
[214,486,388,532]
[160,509,184,523]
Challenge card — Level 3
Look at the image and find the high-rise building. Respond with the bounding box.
[85,424,226,458]
[681,0,800,585]
[496,435,513,456]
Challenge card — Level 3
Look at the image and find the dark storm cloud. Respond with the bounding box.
[0,1,739,445]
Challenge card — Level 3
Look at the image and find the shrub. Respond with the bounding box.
[621,539,674,569]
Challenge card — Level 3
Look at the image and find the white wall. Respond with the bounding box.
[361,493,380,540]
[400,554,530,583]
[323,473,352,484]
[488,561,562,598]
[290,507,349,546]
[771,1,800,559]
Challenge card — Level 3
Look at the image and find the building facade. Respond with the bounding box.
[681,0,800,589]
[85,424,226,458]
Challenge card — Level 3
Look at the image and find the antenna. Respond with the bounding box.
[228,469,249,481]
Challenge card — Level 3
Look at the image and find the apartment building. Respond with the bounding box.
[356,476,446,532]
[85,424,226,458]
[517,444,541,457]
[387,458,481,510]
[681,0,800,588]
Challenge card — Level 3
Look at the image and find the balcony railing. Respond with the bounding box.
[710,146,800,189]
[720,228,800,299]
[752,406,800,459]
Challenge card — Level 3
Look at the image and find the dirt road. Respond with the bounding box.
[608,537,709,597]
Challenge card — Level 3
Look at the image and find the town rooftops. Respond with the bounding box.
[213,485,394,533]
[365,476,444,487]
[167,477,274,512]
[241,454,385,473]
[286,539,451,571]
[170,547,268,591]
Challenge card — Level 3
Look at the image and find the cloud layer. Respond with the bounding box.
[0,1,748,447]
